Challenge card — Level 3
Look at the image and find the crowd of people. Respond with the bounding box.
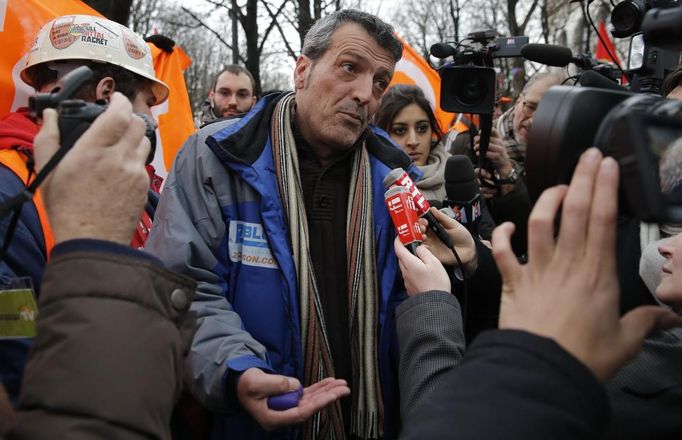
[1,7,681,440]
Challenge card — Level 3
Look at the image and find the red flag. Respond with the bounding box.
[595,20,621,65]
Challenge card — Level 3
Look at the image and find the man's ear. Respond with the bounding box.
[95,77,116,101]
[294,55,312,91]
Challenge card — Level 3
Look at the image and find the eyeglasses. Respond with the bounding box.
[519,95,538,116]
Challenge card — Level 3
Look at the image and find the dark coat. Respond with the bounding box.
[8,242,196,439]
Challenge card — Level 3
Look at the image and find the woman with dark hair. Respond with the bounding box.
[375,84,448,200]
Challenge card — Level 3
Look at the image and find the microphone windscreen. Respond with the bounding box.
[579,70,628,92]
[430,43,455,59]
[444,155,479,203]
[383,168,406,189]
[521,43,572,67]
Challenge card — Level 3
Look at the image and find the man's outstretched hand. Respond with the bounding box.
[237,368,350,431]
[493,147,682,381]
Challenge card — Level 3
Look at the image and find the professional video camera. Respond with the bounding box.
[526,4,682,223]
[612,0,681,92]
[430,31,528,173]
[431,31,528,114]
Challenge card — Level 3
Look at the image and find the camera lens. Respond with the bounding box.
[455,72,487,106]
[611,0,648,38]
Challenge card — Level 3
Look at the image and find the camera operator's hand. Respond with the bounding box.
[237,368,350,431]
[473,128,512,175]
[493,148,682,381]
[475,168,498,199]
[33,92,151,245]
[394,238,451,296]
[418,207,477,274]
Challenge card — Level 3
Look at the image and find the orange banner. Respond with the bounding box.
[389,36,456,133]
[148,43,194,176]
[0,0,101,115]
[0,0,195,180]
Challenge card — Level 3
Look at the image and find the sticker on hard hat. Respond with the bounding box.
[49,17,121,51]
[122,29,147,60]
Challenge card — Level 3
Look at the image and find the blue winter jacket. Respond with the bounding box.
[146,93,422,439]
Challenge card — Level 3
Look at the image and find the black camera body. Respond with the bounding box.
[432,31,528,114]
[527,86,682,222]
[611,0,681,93]
[526,3,682,223]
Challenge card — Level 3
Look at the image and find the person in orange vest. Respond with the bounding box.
[0,14,169,409]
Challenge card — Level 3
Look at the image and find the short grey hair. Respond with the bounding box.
[522,71,567,94]
[301,9,403,63]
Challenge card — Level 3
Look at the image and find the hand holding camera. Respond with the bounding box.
[34,93,151,244]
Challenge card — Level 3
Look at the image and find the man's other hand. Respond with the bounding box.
[493,147,682,381]
[33,92,151,245]
[237,368,350,431]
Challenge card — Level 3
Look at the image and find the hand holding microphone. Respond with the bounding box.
[383,169,455,249]
[384,167,477,273]
[385,186,423,254]
[394,236,451,297]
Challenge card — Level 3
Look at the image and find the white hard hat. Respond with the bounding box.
[21,15,169,105]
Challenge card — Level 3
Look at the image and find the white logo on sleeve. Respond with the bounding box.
[228,221,278,269]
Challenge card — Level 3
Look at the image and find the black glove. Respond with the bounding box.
[144,34,176,53]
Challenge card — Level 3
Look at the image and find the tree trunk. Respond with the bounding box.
[243,0,262,95]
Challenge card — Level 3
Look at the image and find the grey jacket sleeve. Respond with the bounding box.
[145,128,270,413]
[396,291,465,422]
[9,248,196,440]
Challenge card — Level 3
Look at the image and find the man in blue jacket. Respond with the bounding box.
[147,9,479,440]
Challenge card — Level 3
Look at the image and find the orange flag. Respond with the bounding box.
[0,0,101,115]
[389,36,456,133]
[147,43,194,178]
[0,0,194,180]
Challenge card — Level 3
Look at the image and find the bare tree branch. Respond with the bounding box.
[181,6,247,64]
[258,0,292,57]
[521,0,540,31]
[261,0,298,60]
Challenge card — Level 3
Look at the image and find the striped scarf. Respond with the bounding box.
[496,107,526,174]
[270,93,383,439]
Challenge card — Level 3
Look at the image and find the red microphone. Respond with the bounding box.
[384,186,422,254]
[383,168,454,249]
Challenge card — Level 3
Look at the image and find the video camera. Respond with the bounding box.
[526,4,682,223]
[614,0,681,93]
[430,31,527,175]
[431,31,528,114]
[30,65,156,155]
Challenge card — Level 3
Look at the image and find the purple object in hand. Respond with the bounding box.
[267,385,303,411]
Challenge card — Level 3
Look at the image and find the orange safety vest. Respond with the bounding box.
[0,149,54,257]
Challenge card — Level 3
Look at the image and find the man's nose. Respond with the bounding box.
[352,75,373,106]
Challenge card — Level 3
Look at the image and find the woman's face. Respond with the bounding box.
[657,233,682,312]
[389,103,432,167]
